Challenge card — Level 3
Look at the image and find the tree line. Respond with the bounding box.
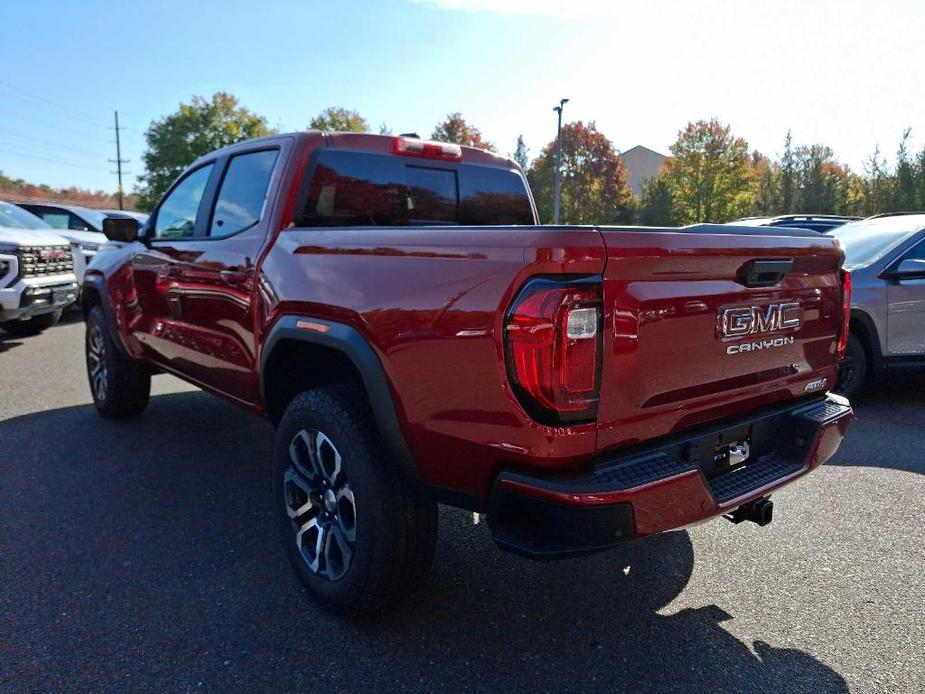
[133,92,925,224]
[0,170,139,210]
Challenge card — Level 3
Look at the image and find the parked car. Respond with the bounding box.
[828,212,925,396]
[102,209,149,226]
[14,202,143,282]
[82,132,853,613]
[0,201,78,335]
[731,214,859,233]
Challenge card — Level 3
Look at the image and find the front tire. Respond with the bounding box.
[85,306,151,419]
[275,385,437,614]
[835,333,868,398]
[0,309,62,336]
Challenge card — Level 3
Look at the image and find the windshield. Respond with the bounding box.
[830,216,925,269]
[0,201,52,230]
[70,207,107,230]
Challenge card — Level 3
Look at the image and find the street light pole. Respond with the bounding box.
[552,98,569,225]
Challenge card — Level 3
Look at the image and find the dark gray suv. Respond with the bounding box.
[830,213,925,395]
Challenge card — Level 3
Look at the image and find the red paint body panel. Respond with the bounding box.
[260,226,607,496]
[595,229,844,454]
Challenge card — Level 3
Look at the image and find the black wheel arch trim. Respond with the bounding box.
[80,273,130,356]
[849,308,883,371]
[260,314,481,510]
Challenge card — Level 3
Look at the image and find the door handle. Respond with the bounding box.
[220,269,248,285]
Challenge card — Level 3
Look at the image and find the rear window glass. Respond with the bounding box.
[298,150,533,227]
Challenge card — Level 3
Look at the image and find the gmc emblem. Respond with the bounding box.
[39,248,65,261]
[719,301,801,338]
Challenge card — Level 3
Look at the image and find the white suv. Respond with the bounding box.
[0,202,78,336]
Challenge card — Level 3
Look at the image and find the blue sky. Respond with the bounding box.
[1,0,924,193]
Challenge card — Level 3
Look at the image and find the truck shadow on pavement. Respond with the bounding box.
[0,391,848,693]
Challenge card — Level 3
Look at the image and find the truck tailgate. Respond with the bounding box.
[596,225,844,453]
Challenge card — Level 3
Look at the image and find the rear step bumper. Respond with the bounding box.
[487,393,853,558]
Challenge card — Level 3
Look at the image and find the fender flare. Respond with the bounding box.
[81,273,130,356]
[260,315,426,490]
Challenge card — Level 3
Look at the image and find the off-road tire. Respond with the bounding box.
[85,306,150,419]
[275,384,438,614]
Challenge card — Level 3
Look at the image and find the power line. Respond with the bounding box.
[1,109,112,144]
[0,80,110,128]
[0,127,106,158]
[0,145,102,171]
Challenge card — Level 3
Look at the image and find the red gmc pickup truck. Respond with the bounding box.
[83,132,853,612]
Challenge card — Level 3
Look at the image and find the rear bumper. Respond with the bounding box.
[487,393,853,558]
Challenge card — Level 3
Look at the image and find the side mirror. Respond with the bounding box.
[894,258,925,279]
[101,216,140,243]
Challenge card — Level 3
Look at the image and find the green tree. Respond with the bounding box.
[750,150,778,215]
[431,113,495,151]
[512,135,529,170]
[916,146,925,209]
[635,176,676,226]
[527,121,631,224]
[309,106,368,133]
[894,129,917,211]
[793,144,843,213]
[663,119,753,224]
[136,92,273,210]
[862,146,891,215]
[780,130,795,214]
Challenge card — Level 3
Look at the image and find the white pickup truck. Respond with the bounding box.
[0,201,78,336]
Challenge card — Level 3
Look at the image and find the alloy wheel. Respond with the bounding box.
[283,429,357,581]
[87,325,108,403]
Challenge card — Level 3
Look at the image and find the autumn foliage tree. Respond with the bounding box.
[662,119,753,224]
[309,106,368,133]
[136,92,273,210]
[431,113,495,151]
[528,121,631,224]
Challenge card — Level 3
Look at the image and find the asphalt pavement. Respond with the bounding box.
[1,315,923,693]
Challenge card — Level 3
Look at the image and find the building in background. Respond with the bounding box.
[620,145,668,197]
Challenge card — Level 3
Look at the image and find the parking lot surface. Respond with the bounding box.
[1,316,923,693]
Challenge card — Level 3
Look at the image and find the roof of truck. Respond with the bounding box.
[190,131,517,170]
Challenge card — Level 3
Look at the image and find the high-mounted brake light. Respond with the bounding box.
[393,136,462,161]
[504,278,602,424]
[837,270,852,361]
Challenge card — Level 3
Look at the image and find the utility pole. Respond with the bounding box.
[552,98,569,225]
[108,111,129,210]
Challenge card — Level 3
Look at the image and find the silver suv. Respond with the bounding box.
[830,213,925,395]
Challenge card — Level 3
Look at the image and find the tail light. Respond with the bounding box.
[393,136,462,161]
[836,270,852,361]
[504,278,602,424]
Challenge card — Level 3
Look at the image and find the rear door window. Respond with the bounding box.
[36,209,70,229]
[210,149,279,238]
[299,150,532,227]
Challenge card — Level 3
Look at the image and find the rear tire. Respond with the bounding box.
[274,385,438,614]
[85,306,150,419]
[0,309,62,336]
[835,333,868,398]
